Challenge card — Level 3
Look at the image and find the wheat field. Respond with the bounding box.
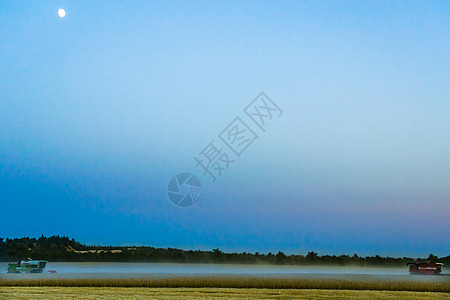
[1,287,450,300]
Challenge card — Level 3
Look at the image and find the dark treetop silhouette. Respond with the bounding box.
[0,236,448,267]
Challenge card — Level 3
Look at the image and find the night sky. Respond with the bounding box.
[1,1,449,257]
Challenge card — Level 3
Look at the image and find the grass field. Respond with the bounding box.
[0,287,449,300]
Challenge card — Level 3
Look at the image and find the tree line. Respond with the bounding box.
[0,235,448,267]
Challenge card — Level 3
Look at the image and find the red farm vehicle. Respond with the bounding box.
[407,261,444,275]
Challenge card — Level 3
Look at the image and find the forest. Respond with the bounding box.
[0,235,448,267]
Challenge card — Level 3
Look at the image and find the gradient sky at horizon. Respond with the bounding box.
[1,1,449,257]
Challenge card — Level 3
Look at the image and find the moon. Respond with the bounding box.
[58,9,66,18]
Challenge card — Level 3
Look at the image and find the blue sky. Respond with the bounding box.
[0,1,449,257]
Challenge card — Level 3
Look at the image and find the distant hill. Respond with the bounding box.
[0,235,448,267]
